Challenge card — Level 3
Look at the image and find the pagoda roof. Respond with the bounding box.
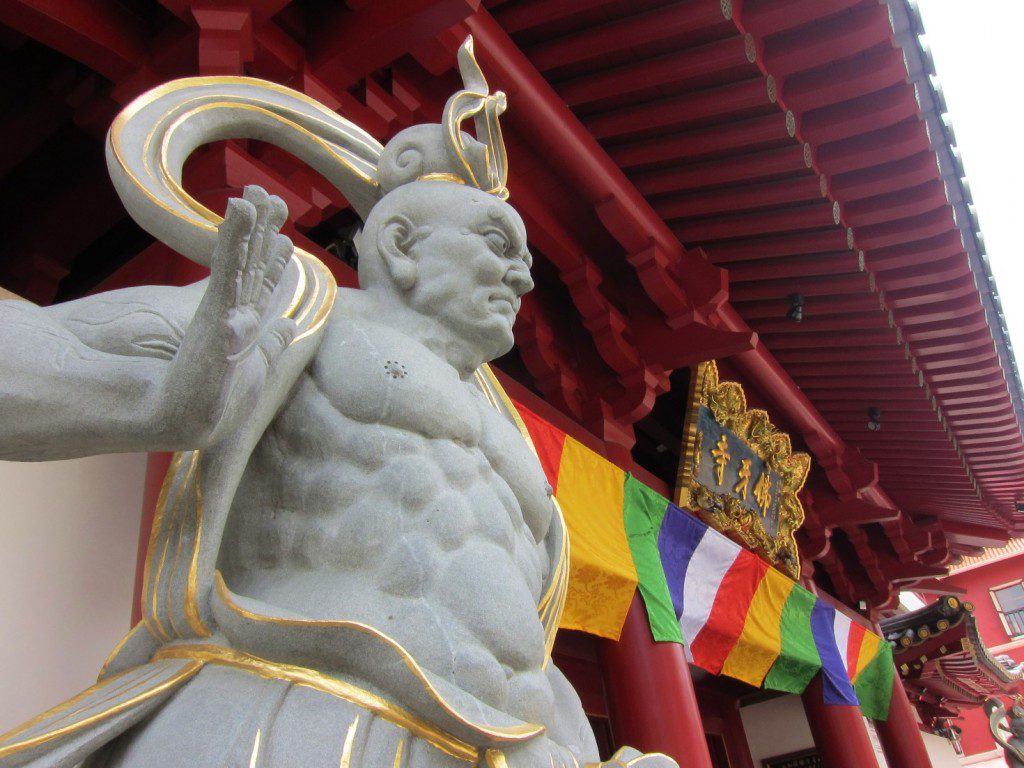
[881,595,1022,712]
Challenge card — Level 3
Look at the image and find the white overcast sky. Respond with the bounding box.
[914,0,1023,368]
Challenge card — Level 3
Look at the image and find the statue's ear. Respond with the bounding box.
[376,214,420,291]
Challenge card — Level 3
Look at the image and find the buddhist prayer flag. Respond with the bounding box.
[721,565,797,687]
[853,641,894,720]
[515,404,638,641]
[811,601,860,707]
[622,476,683,643]
[509,397,893,718]
[762,583,820,694]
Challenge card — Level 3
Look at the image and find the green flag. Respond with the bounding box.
[622,474,684,643]
[854,642,894,720]
[763,583,821,693]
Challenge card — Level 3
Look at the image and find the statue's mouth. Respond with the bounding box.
[488,293,516,315]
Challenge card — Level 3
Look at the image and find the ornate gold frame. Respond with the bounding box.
[675,361,810,579]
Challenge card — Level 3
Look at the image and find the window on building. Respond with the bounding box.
[991,581,1024,636]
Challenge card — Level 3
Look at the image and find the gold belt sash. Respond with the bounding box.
[152,643,480,763]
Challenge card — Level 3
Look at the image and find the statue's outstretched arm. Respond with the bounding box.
[0,186,297,461]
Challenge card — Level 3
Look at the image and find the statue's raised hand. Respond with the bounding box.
[158,186,297,445]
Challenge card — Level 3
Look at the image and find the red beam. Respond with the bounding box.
[736,0,862,37]
[559,34,755,110]
[494,0,647,35]
[0,0,148,81]
[676,202,838,241]
[308,0,480,88]
[778,45,908,114]
[737,293,880,319]
[759,4,892,79]
[528,0,732,75]
[611,112,793,169]
[814,121,930,176]
[799,84,920,147]
[939,521,1011,548]
[588,77,774,141]
[632,145,810,196]
[844,181,950,228]
[653,174,822,220]
[729,273,872,302]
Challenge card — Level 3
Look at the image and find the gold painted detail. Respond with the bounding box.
[418,172,468,185]
[444,38,509,200]
[0,660,201,760]
[212,572,544,744]
[107,75,383,268]
[753,471,773,513]
[485,749,510,768]
[676,361,811,579]
[152,644,478,763]
[478,363,569,667]
[711,434,730,486]
[249,729,262,768]
[733,459,752,498]
[98,621,147,680]
[138,250,335,647]
[339,715,360,768]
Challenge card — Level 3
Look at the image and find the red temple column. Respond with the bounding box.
[800,674,880,768]
[599,594,714,768]
[875,675,931,768]
[722,697,756,768]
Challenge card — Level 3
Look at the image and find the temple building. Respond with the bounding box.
[2,1,1023,767]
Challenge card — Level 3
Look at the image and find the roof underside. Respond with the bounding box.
[489,0,1024,527]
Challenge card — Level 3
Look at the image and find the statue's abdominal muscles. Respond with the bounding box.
[219,312,555,725]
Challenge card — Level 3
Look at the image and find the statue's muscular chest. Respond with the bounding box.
[223,314,556,693]
[289,314,553,547]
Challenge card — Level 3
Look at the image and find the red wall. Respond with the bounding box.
[931,554,1024,757]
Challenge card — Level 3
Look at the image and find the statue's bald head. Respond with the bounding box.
[355,180,530,294]
[352,179,533,369]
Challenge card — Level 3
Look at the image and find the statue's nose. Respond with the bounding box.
[505,265,534,296]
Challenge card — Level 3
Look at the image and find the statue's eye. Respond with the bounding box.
[484,231,510,255]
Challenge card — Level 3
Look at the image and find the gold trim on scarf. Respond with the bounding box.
[0,660,201,760]
[151,644,478,763]
[213,572,544,744]
[479,364,570,664]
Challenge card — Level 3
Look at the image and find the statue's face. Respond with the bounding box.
[404,186,533,360]
[1012,716,1024,739]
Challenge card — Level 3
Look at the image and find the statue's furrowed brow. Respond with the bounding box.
[485,205,527,254]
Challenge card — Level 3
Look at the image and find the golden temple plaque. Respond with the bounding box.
[676,361,811,579]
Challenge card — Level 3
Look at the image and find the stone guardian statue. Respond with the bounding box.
[0,38,676,768]
[986,697,1024,768]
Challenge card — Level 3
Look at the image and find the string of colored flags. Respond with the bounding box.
[514,400,894,720]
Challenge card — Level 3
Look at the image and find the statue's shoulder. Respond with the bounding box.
[315,290,435,373]
[308,291,473,435]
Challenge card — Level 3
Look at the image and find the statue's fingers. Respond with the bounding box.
[251,194,288,308]
[257,316,298,364]
[266,194,288,236]
[211,197,256,306]
[256,233,293,313]
[241,186,271,306]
